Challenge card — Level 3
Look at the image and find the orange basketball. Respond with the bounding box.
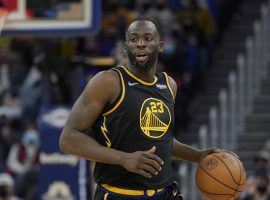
[195,152,247,200]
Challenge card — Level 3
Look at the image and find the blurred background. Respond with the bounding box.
[0,0,270,199]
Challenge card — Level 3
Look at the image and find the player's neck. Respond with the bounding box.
[126,61,157,83]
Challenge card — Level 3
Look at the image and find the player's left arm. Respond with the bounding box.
[167,76,217,163]
[168,76,238,163]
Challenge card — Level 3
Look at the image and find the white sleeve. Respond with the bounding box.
[7,144,27,175]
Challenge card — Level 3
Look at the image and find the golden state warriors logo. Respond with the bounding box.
[140,98,171,139]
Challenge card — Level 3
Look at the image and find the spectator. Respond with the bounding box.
[145,0,175,34]
[241,175,270,200]
[19,66,42,124]
[0,98,23,122]
[0,44,12,104]
[6,124,39,176]
[6,124,39,199]
[240,152,270,200]
[0,173,20,200]
[0,124,14,171]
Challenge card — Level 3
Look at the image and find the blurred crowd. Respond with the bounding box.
[240,140,270,200]
[1,0,264,199]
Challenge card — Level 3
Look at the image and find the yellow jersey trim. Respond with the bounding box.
[163,72,175,102]
[101,184,164,197]
[120,66,158,86]
[104,193,109,200]
[103,69,125,116]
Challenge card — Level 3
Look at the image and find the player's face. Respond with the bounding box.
[125,21,163,71]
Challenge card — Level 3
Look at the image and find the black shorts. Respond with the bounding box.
[94,182,184,200]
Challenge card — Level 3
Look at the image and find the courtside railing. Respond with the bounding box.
[179,2,270,199]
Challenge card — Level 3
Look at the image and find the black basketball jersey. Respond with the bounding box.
[92,66,175,190]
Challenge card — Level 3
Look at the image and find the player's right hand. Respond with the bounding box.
[121,146,164,178]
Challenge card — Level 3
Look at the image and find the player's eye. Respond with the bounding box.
[145,37,153,41]
[129,36,137,42]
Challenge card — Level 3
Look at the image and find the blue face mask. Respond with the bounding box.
[22,130,39,145]
[8,106,22,118]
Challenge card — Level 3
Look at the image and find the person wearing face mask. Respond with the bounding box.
[6,127,39,177]
[6,125,39,199]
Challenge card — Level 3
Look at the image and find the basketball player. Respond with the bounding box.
[59,18,220,200]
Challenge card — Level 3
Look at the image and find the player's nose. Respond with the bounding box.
[136,38,146,48]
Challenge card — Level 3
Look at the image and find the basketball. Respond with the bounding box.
[195,152,246,200]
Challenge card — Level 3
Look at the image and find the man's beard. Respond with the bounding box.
[127,49,159,71]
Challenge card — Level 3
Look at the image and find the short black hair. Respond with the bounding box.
[126,17,163,39]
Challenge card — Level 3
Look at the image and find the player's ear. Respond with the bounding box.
[124,42,128,55]
[158,41,164,53]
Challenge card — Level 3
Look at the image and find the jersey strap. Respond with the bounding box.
[163,72,175,102]
[102,68,125,116]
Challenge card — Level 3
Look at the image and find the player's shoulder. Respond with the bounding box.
[94,69,119,82]
[82,68,121,101]
[87,68,120,88]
